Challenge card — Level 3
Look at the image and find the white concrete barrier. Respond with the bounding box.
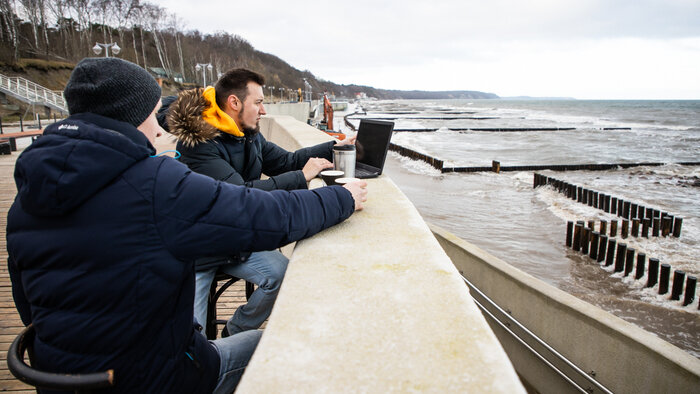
[236,116,525,393]
[264,102,311,123]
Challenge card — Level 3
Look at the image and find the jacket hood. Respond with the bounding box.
[167,88,222,148]
[14,113,153,217]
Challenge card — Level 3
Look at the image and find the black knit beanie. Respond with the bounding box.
[63,57,162,127]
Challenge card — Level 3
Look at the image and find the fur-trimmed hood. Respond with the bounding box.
[166,88,222,148]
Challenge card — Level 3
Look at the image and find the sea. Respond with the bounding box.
[340,99,700,358]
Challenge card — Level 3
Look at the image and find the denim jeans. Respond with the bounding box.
[194,250,289,337]
[211,329,262,393]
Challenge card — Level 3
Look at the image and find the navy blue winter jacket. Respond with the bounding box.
[6,113,354,393]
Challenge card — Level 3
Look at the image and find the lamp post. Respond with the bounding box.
[278,87,284,103]
[303,78,312,102]
[92,42,120,57]
[195,63,213,87]
[267,85,275,103]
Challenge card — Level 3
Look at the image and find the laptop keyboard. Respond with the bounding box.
[354,166,377,178]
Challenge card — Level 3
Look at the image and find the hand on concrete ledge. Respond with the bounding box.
[343,180,368,211]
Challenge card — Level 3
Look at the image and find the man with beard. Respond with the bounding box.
[161,68,356,339]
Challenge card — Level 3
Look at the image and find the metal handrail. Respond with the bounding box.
[0,73,67,112]
[461,274,614,394]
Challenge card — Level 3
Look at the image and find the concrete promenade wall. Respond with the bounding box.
[431,224,700,394]
[236,115,526,392]
[263,102,311,123]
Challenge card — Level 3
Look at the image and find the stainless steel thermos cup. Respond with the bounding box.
[332,144,355,178]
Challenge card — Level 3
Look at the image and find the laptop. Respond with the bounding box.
[353,119,394,179]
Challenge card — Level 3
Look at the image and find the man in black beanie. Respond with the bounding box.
[7,57,367,393]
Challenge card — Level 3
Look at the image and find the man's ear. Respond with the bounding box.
[227,94,240,111]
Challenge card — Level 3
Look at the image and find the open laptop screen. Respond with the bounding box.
[356,119,394,171]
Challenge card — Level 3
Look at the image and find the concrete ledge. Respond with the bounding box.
[264,102,311,123]
[236,116,525,393]
[430,223,700,394]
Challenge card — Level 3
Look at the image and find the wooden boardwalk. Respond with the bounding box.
[0,138,250,391]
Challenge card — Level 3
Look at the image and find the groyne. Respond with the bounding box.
[388,142,700,173]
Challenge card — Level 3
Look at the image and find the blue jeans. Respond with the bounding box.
[194,250,289,337]
[211,329,262,393]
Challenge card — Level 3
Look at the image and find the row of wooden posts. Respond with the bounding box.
[534,173,683,238]
[566,220,697,308]
[387,143,445,171]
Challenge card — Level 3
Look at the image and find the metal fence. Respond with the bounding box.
[0,73,67,112]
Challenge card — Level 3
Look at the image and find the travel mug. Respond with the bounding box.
[332,144,355,178]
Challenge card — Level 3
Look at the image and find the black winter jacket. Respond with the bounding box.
[7,113,354,393]
[163,89,335,191]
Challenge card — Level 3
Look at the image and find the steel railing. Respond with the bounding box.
[461,274,614,394]
[0,73,67,112]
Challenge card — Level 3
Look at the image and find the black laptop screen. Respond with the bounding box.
[355,119,394,170]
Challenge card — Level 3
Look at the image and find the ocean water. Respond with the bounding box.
[341,99,700,357]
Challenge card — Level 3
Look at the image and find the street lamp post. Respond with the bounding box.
[303,78,312,102]
[92,42,121,57]
[267,85,275,103]
[278,87,284,103]
[195,63,213,87]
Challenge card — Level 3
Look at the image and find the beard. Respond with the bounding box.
[238,105,260,136]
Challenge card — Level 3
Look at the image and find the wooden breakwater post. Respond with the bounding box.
[671,271,686,301]
[662,216,673,237]
[610,220,618,237]
[599,220,607,236]
[573,222,583,251]
[673,218,683,237]
[684,276,697,307]
[659,264,671,295]
[566,221,573,247]
[647,258,660,288]
[642,218,650,238]
[621,219,629,238]
[614,243,627,273]
[631,219,640,237]
[652,218,661,237]
[492,160,501,173]
[605,239,616,267]
[597,235,608,263]
[581,227,590,255]
[589,231,599,260]
[624,248,635,277]
[635,253,646,280]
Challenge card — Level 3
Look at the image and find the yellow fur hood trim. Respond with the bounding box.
[201,86,244,137]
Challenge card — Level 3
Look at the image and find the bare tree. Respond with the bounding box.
[167,13,185,82]
[0,0,20,62]
[108,0,138,59]
[17,0,41,49]
[46,0,72,59]
[144,4,170,77]
[130,2,151,69]
[67,0,95,57]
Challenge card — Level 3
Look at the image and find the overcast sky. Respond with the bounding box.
[151,0,700,99]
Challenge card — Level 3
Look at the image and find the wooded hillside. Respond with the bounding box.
[0,0,497,100]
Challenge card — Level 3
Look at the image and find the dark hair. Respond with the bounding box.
[214,68,265,109]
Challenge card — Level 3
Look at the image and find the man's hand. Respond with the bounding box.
[342,180,368,211]
[302,157,334,181]
[336,135,356,146]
